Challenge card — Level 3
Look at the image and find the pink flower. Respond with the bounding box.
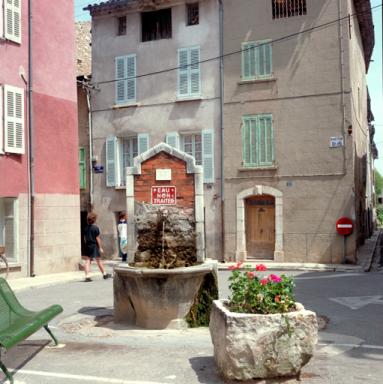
[228,262,243,271]
[255,264,267,271]
[247,271,256,279]
[269,274,282,283]
[274,295,281,303]
[260,278,268,286]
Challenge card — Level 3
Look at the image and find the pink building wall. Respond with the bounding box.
[0,1,29,196]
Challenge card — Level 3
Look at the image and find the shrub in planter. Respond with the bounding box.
[209,263,318,380]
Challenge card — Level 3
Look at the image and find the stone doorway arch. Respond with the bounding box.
[235,185,284,262]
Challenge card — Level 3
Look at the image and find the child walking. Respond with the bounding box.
[117,211,128,262]
[83,212,111,282]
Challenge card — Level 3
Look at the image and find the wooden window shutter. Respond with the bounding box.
[190,47,200,96]
[4,85,24,154]
[202,129,214,183]
[79,147,86,189]
[242,118,250,165]
[178,48,189,96]
[166,132,180,149]
[242,42,256,80]
[5,0,21,43]
[126,54,136,102]
[0,86,3,152]
[106,136,117,187]
[115,56,127,104]
[138,133,149,154]
[256,41,272,78]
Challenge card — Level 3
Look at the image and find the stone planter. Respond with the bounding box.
[209,299,318,380]
[114,262,216,329]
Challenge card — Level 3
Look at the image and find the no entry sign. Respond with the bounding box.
[151,186,176,205]
[336,217,353,236]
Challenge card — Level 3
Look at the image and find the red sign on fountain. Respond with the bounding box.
[151,186,176,205]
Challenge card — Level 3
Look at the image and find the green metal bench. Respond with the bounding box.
[0,277,63,383]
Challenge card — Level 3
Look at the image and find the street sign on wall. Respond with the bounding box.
[336,217,353,236]
[151,186,176,205]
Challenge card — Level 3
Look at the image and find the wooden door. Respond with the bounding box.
[245,195,275,260]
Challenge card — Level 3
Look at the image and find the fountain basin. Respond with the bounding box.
[113,262,216,329]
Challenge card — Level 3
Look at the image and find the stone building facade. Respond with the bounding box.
[84,0,376,263]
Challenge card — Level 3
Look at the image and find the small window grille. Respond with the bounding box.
[187,3,199,26]
[272,0,307,19]
[117,16,127,35]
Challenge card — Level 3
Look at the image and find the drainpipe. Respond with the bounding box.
[28,0,35,277]
[86,85,94,209]
[218,0,225,261]
[337,0,347,175]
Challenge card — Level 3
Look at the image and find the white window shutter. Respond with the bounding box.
[190,47,200,95]
[115,56,127,104]
[5,0,21,44]
[106,136,117,187]
[4,198,16,260]
[138,133,149,154]
[4,85,24,154]
[166,132,180,149]
[202,129,214,183]
[126,54,136,102]
[178,49,189,96]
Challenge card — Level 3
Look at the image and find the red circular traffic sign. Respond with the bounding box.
[336,217,353,236]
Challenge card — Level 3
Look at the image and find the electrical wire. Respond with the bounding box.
[90,3,382,87]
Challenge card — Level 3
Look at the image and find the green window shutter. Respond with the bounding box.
[106,136,117,187]
[4,85,24,154]
[256,41,272,78]
[202,129,214,183]
[190,47,200,96]
[178,48,189,96]
[79,147,86,189]
[242,42,256,80]
[138,133,149,154]
[126,54,136,102]
[115,56,127,104]
[242,115,273,167]
[166,132,180,149]
[5,0,21,43]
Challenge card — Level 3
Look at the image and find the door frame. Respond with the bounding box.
[235,185,284,262]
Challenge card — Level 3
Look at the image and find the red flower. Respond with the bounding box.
[269,274,282,283]
[228,262,243,271]
[247,271,256,279]
[255,264,267,271]
[260,278,268,285]
[274,295,281,303]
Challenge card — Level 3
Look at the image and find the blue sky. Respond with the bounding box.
[75,1,383,172]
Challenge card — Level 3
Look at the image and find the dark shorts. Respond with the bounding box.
[84,245,100,259]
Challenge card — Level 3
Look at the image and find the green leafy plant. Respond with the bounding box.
[228,263,296,314]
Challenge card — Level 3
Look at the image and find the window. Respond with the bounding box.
[141,8,172,42]
[242,115,274,167]
[117,16,127,36]
[272,0,307,19]
[106,134,149,187]
[79,147,86,189]
[115,54,136,104]
[186,3,199,26]
[166,130,214,183]
[1,85,25,154]
[1,0,21,43]
[178,46,201,98]
[242,41,272,80]
[0,197,18,262]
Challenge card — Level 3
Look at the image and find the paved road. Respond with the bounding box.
[2,269,383,384]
